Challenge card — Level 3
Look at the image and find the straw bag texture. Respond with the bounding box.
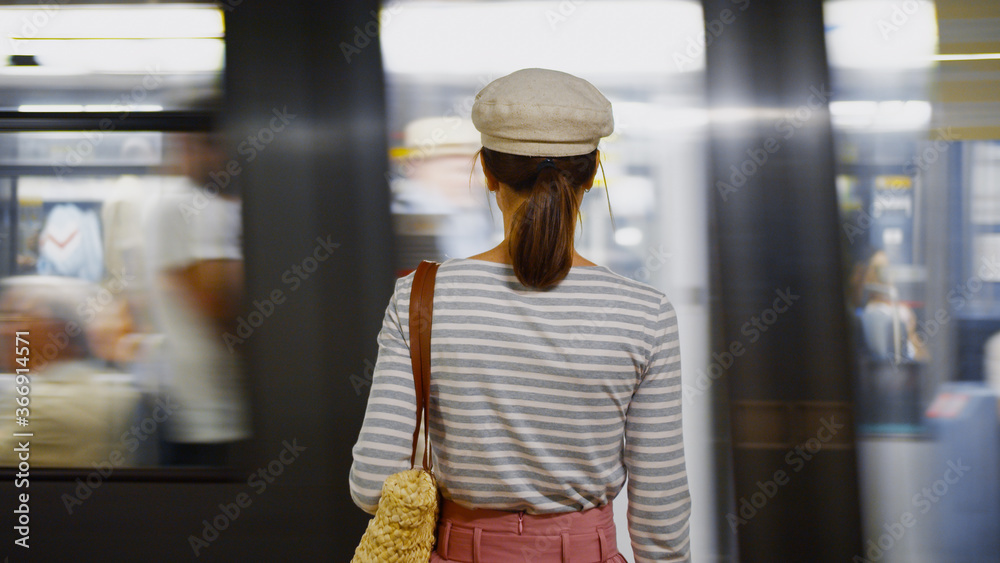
[353,261,441,563]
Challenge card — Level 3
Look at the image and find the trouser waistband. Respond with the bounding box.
[435,500,618,563]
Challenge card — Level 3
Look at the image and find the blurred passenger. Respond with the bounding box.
[88,296,140,367]
[143,133,250,466]
[983,332,1000,393]
[391,117,497,262]
[86,286,165,466]
[352,69,690,562]
[858,250,927,362]
[16,230,39,273]
[101,140,170,401]
[102,140,157,317]
[0,277,141,467]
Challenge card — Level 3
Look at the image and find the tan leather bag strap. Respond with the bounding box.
[409,260,440,471]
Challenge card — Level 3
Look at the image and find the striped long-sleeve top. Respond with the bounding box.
[349,258,690,562]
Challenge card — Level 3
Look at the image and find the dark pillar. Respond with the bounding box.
[701,0,864,560]
[226,0,395,559]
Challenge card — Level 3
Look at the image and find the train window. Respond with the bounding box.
[0,4,248,472]
[380,1,712,560]
[0,131,250,470]
[825,0,938,430]
[827,1,1000,560]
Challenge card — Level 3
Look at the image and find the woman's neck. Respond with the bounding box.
[468,243,596,267]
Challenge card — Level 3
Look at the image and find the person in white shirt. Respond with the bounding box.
[143,133,250,466]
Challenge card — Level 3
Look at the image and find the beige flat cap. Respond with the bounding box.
[471,68,614,157]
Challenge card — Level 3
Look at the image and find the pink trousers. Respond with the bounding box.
[430,500,627,563]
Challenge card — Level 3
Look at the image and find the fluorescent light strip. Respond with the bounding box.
[18,104,83,112]
[381,0,705,75]
[18,104,164,112]
[83,104,163,112]
[829,100,931,130]
[932,53,1000,62]
[0,6,223,40]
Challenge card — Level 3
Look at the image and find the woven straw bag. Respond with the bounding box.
[353,261,441,563]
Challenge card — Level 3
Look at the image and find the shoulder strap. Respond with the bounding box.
[408,260,440,471]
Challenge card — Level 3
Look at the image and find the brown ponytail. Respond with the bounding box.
[480,147,598,289]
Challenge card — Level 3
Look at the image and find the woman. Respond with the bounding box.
[856,250,926,362]
[350,68,690,562]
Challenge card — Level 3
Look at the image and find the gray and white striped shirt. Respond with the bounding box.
[350,258,690,562]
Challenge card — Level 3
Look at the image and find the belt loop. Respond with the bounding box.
[598,526,609,560]
[439,522,452,559]
[473,528,483,563]
[561,532,570,563]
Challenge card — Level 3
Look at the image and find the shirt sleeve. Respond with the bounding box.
[624,295,691,562]
[349,274,419,514]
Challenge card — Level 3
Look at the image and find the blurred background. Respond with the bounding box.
[0,0,997,561]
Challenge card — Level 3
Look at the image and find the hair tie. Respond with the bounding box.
[536,158,558,173]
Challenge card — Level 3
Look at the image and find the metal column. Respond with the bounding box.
[226,0,395,558]
[701,0,864,560]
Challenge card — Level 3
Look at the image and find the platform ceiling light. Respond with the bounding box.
[81,104,164,112]
[614,227,644,247]
[829,100,931,130]
[613,102,709,132]
[708,107,788,123]
[932,53,1000,62]
[16,104,83,112]
[17,104,164,112]
[824,0,937,69]
[380,0,705,76]
[827,100,879,128]
[0,4,224,73]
